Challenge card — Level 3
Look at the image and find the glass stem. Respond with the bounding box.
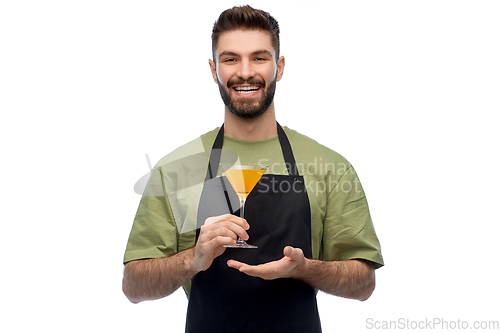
[237,197,246,245]
[240,197,246,218]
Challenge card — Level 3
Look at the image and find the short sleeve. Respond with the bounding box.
[123,167,179,264]
[323,166,384,268]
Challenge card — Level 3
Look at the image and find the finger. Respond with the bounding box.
[284,246,303,261]
[221,220,249,240]
[213,223,249,241]
[227,260,269,278]
[229,261,277,278]
[233,256,301,280]
[202,216,250,241]
[206,235,237,249]
[204,213,232,226]
[196,236,236,261]
[222,214,250,230]
[204,214,250,230]
[200,225,237,242]
[227,259,248,270]
[200,221,249,241]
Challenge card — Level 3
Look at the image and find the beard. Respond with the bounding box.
[218,76,277,119]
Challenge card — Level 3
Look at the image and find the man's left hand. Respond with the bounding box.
[227,246,305,280]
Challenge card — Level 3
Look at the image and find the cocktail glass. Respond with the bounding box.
[220,163,268,248]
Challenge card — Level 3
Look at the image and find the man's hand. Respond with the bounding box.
[193,214,250,272]
[122,214,249,304]
[227,246,305,280]
[227,246,376,301]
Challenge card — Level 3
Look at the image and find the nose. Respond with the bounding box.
[236,59,255,80]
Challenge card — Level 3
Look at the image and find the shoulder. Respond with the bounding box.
[284,127,352,171]
[154,128,219,169]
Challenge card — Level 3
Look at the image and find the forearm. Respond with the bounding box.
[122,247,198,304]
[297,259,375,301]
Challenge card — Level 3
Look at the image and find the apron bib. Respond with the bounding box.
[186,123,322,333]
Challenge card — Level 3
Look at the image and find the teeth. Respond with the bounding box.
[234,86,260,92]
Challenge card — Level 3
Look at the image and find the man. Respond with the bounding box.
[123,5,383,332]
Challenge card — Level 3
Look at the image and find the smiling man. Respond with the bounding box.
[213,29,282,121]
[123,5,384,333]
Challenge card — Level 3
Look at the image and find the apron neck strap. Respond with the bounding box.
[205,124,225,181]
[277,123,299,177]
[205,122,299,181]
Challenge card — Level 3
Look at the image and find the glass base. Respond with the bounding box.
[224,240,258,249]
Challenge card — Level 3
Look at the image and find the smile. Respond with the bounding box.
[232,85,261,96]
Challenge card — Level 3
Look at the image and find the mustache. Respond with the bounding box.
[226,78,266,89]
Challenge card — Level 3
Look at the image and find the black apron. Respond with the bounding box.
[186,123,322,333]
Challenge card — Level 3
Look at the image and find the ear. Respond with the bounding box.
[276,56,285,82]
[208,59,218,84]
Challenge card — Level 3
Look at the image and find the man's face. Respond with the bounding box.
[209,29,284,119]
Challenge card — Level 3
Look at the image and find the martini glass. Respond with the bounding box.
[220,163,268,248]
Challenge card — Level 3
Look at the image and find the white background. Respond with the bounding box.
[1,0,499,332]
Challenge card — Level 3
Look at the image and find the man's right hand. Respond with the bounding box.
[192,214,250,272]
[123,214,249,303]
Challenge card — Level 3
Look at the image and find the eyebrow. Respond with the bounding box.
[252,50,273,57]
[218,49,273,59]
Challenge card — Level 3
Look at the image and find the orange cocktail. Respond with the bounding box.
[220,163,267,248]
[223,168,266,199]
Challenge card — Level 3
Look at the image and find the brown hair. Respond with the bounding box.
[211,5,280,62]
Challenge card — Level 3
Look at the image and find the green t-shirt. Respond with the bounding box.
[124,127,384,293]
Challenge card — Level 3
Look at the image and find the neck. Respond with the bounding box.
[223,102,278,141]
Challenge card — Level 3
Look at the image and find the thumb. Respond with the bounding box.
[284,246,302,260]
